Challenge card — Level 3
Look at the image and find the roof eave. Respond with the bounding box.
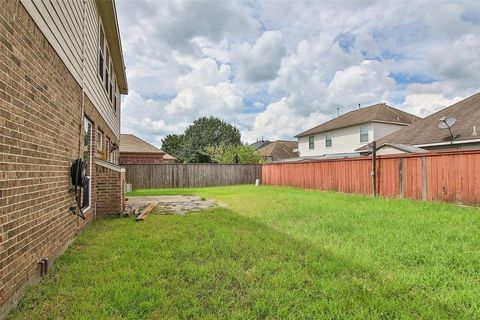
[120,151,166,155]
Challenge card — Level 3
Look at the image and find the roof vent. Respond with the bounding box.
[473,126,478,137]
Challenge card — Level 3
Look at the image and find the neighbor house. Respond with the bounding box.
[119,134,176,164]
[257,140,299,162]
[0,0,127,315]
[357,92,480,155]
[249,139,272,150]
[296,103,420,157]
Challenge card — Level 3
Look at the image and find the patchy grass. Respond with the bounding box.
[9,186,480,319]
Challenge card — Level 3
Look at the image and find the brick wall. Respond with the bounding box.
[119,153,165,165]
[96,162,125,215]
[0,1,122,316]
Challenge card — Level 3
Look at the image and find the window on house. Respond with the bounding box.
[113,90,117,113]
[98,25,104,80]
[98,20,117,107]
[360,125,369,143]
[106,138,110,159]
[97,130,104,154]
[105,49,110,92]
[325,132,332,147]
[83,118,93,210]
[308,136,314,149]
[109,72,114,103]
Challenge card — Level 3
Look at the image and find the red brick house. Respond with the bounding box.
[120,134,176,164]
[0,0,128,316]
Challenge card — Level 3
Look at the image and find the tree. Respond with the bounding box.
[180,116,241,163]
[205,143,264,164]
[161,134,184,162]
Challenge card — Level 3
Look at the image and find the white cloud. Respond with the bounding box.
[232,31,286,83]
[116,0,480,145]
[401,93,465,117]
[165,58,244,117]
[326,60,395,107]
[243,98,330,143]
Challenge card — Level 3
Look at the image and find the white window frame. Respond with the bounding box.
[97,129,104,153]
[83,118,93,212]
[325,132,332,148]
[360,124,369,143]
[308,136,314,150]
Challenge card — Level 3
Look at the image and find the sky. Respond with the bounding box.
[116,0,480,148]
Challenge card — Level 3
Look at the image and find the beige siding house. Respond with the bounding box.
[0,0,127,316]
[297,104,420,157]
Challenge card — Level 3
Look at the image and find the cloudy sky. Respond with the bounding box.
[116,0,480,147]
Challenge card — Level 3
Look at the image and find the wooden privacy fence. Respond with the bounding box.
[262,150,480,205]
[124,164,262,189]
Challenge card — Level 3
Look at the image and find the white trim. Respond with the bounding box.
[83,118,93,212]
[95,159,125,172]
[371,120,412,126]
[415,139,480,148]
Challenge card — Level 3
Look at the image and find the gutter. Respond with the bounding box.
[414,139,480,148]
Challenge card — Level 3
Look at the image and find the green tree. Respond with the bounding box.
[180,116,241,163]
[205,143,263,164]
[161,134,184,162]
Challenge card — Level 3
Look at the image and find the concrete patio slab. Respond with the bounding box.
[126,195,218,215]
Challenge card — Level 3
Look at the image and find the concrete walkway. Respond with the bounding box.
[126,195,217,215]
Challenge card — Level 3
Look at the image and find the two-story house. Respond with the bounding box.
[0,0,127,315]
[296,103,420,157]
[359,92,480,155]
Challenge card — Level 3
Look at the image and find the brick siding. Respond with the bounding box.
[0,1,123,316]
[95,163,125,215]
[119,154,165,165]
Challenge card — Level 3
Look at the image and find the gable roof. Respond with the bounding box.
[163,153,176,160]
[358,92,480,150]
[257,140,299,160]
[120,134,165,154]
[250,140,272,150]
[296,103,420,137]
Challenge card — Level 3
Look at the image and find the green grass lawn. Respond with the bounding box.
[8,186,480,319]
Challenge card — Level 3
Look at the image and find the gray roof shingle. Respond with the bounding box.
[359,92,480,149]
[296,103,420,137]
[120,134,165,154]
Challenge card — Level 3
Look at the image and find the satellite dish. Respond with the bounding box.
[438,116,458,141]
[438,117,456,129]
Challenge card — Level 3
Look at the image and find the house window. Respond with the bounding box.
[308,136,314,149]
[360,125,369,143]
[325,132,332,147]
[83,118,93,210]
[106,138,111,160]
[97,130,104,154]
[113,90,117,113]
[98,20,116,107]
[98,25,104,80]
[105,49,110,92]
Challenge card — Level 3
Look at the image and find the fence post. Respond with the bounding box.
[399,158,403,198]
[421,156,427,200]
[372,141,377,197]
